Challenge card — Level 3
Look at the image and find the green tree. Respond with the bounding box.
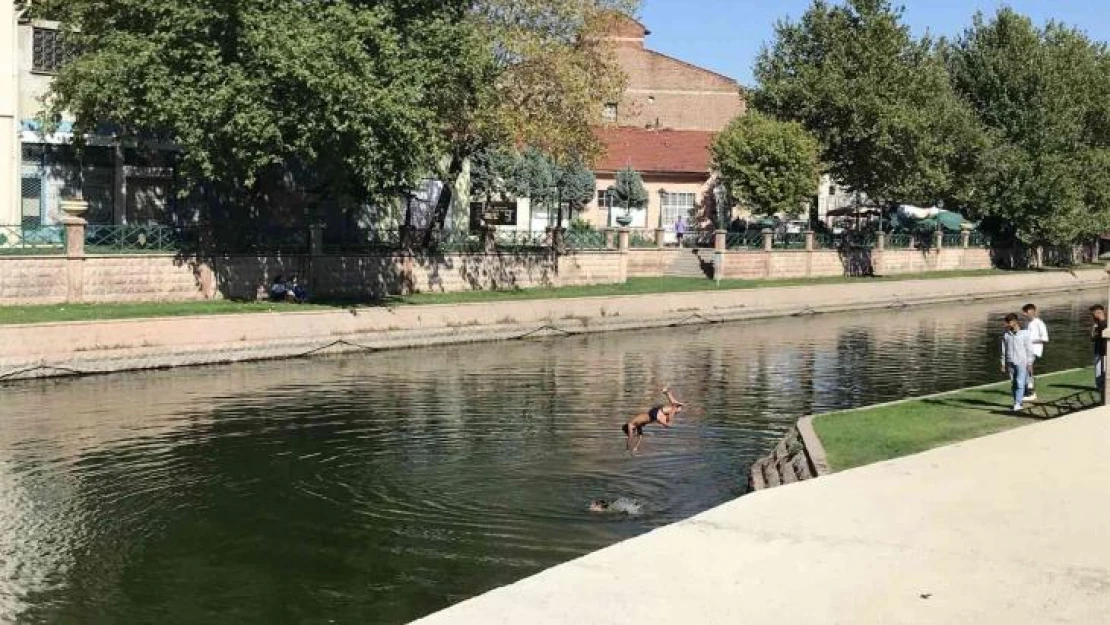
[711,113,820,217]
[508,149,596,229]
[945,9,1110,243]
[552,156,597,228]
[470,146,520,209]
[428,1,639,238]
[611,166,648,224]
[38,0,476,229]
[753,0,980,207]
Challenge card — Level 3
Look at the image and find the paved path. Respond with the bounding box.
[414,408,1110,625]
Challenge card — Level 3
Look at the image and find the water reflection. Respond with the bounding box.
[0,292,1101,624]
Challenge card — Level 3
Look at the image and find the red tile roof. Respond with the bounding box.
[593,127,715,175]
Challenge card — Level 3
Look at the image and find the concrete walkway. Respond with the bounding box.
[414,408,1110,625]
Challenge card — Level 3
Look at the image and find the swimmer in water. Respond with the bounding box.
[622,387,684,452]
[588,498,642,515]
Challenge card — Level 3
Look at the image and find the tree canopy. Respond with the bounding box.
[39,0,477,222]
[471,147,596,228]
[36,0,638,234]
[753,0,980,207]
[945,9,1110,243]
[612,167,648,213]
[712,113,820,217]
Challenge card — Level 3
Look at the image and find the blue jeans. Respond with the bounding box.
[1008,363,1028,407]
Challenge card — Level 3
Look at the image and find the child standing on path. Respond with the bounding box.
[1000,313,1035,412]
[1091,305,1107,392]
[1022,304,1049,402]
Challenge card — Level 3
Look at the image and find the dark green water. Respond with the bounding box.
[0,292,1101,624]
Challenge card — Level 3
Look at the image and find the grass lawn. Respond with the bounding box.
[0,300,350,325]
[812,368,1099,472]
[0,266,1090,325]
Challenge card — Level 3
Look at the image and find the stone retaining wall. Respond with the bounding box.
[721,247,996,281]
[0,250,626,305]
[1,268,1102,382]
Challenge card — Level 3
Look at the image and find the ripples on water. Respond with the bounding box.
[0,293,1101,624]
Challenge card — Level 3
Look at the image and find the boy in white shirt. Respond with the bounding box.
[1022,304,1049,402]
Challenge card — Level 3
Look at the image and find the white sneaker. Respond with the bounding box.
[1025,394,1038,402]
[1013,404,1024,412]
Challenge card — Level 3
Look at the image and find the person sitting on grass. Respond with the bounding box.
[289,275,309,304]
[1000,313,1035,413]
[269,276,288,302]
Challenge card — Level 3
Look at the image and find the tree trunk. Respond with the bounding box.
[426,153,465,247]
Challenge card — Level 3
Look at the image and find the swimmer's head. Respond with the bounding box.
[589,499,610,512]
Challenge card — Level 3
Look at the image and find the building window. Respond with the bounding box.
[32,27,71,74]
[661,192,696,227]
[597,189,617,209]
[602,102,618,122]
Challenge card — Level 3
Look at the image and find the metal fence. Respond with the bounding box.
[564,229,609,251]
[85,225,200,254]
[0,223,66,255]
[885,233,913,249]
[968,231,991,248]
[772,232,807,249]
[727,231,764,249]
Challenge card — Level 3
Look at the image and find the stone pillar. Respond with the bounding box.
[1035,245,1045,269]
[654,227,666,248]
[908,235,916,250]
[60,200,88,303]
[617,228,630,284]
[309,222,325,296]
[604,229,615,250]
[714,229,726,252]
[309,222,325,256]
[113,143,127,224]
[875,232,886,276]
[804,230,815,277]
[960,230,971,249]
[713,229,727,281]
[933,230,943,250]
[762,228,774,279]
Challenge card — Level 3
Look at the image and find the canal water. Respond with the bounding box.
[0,292,1102,624]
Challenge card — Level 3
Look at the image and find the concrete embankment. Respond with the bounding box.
[412,407,1110,625]
[0,269,1103,381]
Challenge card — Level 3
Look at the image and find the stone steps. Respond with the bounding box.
[663,249,712,279]
[749,417,830,492]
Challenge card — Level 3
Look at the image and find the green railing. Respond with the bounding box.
[773,232,807,249]
[941,233,962,248]
[564,230,609,251]
[85,225,199,254]
[0,224,66,255]
[727,231,763,249]
[969,231,991,248]
[629,229,657,248]
[885,233,912,249]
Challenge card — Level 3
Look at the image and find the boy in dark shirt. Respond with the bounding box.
[1091,305,1107,392]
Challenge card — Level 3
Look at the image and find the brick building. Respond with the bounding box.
[579,17,745,235]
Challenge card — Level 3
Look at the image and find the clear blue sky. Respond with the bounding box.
[639,1,1109,86]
